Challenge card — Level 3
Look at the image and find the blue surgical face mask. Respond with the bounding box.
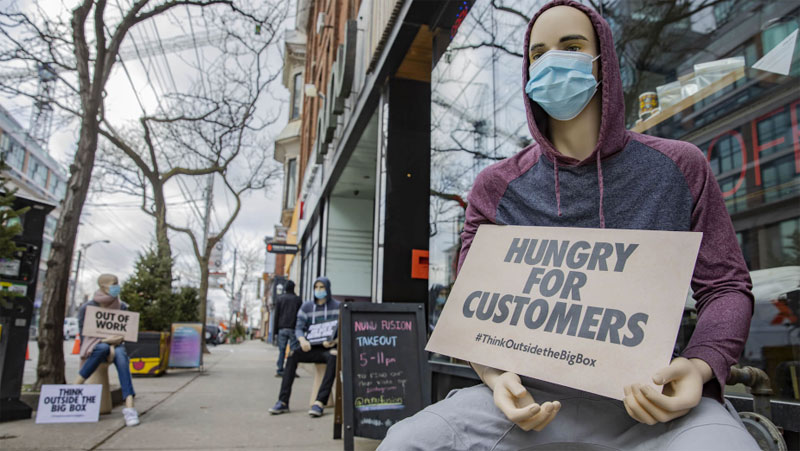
[314,289,327,300]
[525,50,601,121]
[436,295,446,306]
[109,284,121,298]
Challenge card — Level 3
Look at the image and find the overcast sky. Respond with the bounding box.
[4,1,291,324]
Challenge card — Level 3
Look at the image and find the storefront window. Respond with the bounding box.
[285,158,297,209]
[431,0,800,400]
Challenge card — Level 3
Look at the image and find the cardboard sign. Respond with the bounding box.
[426,225,702,400]
[83,306,139,342]
[35,384,101,423]
[306,320,338,345]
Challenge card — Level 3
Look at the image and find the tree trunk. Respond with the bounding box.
[199,255,210,353]
[35,111,99,389]
[152,180,173,284]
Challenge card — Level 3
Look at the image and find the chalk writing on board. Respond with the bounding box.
[342,304,428,444]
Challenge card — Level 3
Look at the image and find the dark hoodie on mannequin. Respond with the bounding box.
[459,0,753,402]
[294,277,341,350]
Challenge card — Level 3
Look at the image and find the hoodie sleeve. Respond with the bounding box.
[272,296,282,330]
[295,306,309,339]
[673,145,754,401]
[458,169,503,274]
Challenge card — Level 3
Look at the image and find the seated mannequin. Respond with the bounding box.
[74,273,139,427]
[379,1,758,449]
[269,276,340,417]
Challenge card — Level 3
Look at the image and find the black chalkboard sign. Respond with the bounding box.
[340,302,429,450]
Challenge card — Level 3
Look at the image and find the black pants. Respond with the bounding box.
[278,346,336,406]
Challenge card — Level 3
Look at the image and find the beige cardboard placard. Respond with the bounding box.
[426,225,702,400]
[82,306,139,342]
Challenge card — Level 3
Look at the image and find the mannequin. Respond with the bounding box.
[471,5,712,430]
[270,277,339,417]
[75,273,139,427]
[378,2,757,449]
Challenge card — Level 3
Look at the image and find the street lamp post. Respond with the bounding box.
[69,239,110,315]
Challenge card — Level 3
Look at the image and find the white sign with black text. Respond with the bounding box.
[35,384,102,423]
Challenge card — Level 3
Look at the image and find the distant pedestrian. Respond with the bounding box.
[269,277,340,417]
[272,280,303,377]
[74,273,139,427]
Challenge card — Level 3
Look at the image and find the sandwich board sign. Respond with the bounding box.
[426,225,702,400]
[36,384,102,423]
[83,306,139,342]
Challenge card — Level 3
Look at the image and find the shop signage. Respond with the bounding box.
[339,302,429,448]
[82,306,139,342]
[36,384,101,423]
[701,98,800,199]
[426,225,701,400]
[315,19,358,163]
[266,242,299,254]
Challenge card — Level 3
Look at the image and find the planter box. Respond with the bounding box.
[127,331,170,376]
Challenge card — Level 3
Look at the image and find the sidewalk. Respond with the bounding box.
[6,340,381,450]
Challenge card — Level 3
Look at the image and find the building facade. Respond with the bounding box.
[0,105,67,329]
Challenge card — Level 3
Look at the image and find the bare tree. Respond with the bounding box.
[94,6,284,346]
[222,241,262,329]
[0,0,269,388]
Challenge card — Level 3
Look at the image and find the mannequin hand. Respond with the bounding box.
[298,336,311,352]
[623,357,710,425]
[481,366,561,432]
[107,344,116,363]
[103,336,124,346]
[322,340,336,348]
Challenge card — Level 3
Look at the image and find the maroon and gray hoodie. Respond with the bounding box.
[458,0,753,401]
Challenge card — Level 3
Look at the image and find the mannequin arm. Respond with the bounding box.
[298,336,311,352]
[623,357,711,425]
[471,362,561,431]
[102,336,124,346]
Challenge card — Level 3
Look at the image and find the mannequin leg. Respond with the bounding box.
[77,343,111,381]
[111,344,136,402]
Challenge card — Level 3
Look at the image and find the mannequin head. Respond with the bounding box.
[97,273,119,296]
[313,280,327,305]
[527,5,603,159]
[529,6,600,80]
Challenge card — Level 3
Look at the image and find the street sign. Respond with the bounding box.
[266,242,299,254]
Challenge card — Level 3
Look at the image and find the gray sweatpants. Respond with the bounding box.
[378,382,759,451]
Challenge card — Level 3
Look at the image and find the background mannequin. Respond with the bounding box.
[75,273,139,427]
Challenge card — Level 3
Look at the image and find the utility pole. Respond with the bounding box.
[200,174,213,326]
[229,249,237,331]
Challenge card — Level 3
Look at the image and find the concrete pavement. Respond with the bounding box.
[4,340,381,450]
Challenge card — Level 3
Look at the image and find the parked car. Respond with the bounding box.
[63,317,79,339]
[205,325,223,345]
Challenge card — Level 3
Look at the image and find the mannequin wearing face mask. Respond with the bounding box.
[379,1,756,449]
[269,276,341,418]
[75,273,139,427]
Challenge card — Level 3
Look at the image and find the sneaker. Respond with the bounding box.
[269,401,289,415]
[308,404,323,417]
[275,371,283,378]
[122,407,139,427]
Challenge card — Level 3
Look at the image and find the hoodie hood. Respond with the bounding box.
[523,0,628,165]
[522,0,629,227]
[314,276,334,305]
